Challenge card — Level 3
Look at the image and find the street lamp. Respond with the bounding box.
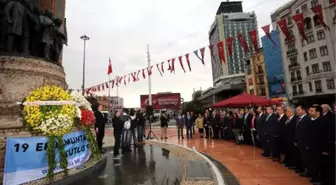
[80,34,90,95]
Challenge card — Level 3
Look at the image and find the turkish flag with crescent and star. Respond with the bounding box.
[277,19,292,41]
[216,41,226,64]
[311,5,329,31]
[226,37,234,57]
[261,25,276,46]
[248,29,259,53]
[237,34,249,53]
[292,13,307,41]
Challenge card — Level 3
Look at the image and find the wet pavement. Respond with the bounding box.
[75,145,183,185]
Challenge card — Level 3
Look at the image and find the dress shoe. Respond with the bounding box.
[299,173,309,177]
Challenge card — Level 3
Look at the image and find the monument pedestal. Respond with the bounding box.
[0,56,68,182]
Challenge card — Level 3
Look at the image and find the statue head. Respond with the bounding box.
[44,9,54,18]
[54,18,62,27]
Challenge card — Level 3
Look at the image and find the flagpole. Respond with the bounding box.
[147,44,152,106]
[108,74,111,112]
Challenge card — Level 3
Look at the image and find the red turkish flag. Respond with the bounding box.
[171,58,175,73]
[262,25,276,46]
[161,62,165,73]
[156,63,163,76]
[167,59,171,71]
[102,84,105,91]
[226,37,234,57]
[110,79,115,89]
[248,29,259,53]
[142,69,146,79]
[217,41,226,64]
[123,75,126,85]
[107,58,113,75]
[105,82,109,89]
[209,44,215,60]
[237,34,249,53]
[200,47,205,65]
[128,74,131,82]
[131,72,137,81]
[136,70,141,81]
[277,19,293,41]
[185,53,191,72]
[312,5,329,31]
[97,85,101,91]
[178,56,186,73]
[147,66,154,76]
[292,13,307,41]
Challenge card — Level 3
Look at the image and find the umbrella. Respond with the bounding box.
[212,93,280,108]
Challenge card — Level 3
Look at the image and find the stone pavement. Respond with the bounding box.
[102,127,311,185]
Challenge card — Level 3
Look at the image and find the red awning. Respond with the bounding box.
[212,93,280,108]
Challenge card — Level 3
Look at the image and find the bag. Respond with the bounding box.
[238,132,244,141]
[124,119,131,129]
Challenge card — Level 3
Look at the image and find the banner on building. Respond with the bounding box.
[140,93,181,110]
[3,131,91,185]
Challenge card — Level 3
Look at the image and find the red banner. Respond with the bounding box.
[237,34,249,53]
[277,19,292,41]
[292,13,307,41]
[262,24,276,46]
[311,5,329,31]
[140,93,181,110]
[248,29,259,53]
[226,37,234,57]
[217,41,226,64]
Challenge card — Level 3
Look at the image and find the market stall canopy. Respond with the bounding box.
[212,93,280,108]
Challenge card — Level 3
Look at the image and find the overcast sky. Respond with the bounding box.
[63,0,290,107]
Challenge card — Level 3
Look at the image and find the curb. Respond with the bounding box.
[148,140,225,185]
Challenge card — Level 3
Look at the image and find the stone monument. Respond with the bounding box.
[0,0,67,182]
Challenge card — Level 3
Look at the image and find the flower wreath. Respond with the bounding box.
[24,86,76,136]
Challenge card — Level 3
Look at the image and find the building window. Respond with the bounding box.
[309,48,317,59]
[247,68,252,75]
[296,9,300,14]
[307,34,315,43]
[291,71,295,81]
[304,52,308,61]
[312,63,320,74]
[302,4,308,13]
[292,85,298,95]
[289,57,297,65]
[288,17,292,25]
[320,45,328,56]
[308,82,313,92]
[326,79,335,89]
[296,70,302,80]
[298,84,304,94]
[317,30,325,40]
[306,66,310,76]
[304,17,312,30]
[315,80,322,92]
[249,89,254,95]
[261,87,266,96]
[288,43,296,52]
[257,65,263,73]
[313,16,321,27]
[322,61,331,72]
[248,78,253,86]
[311,0,318,7]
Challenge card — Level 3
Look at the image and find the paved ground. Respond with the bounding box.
[102,127,311,185]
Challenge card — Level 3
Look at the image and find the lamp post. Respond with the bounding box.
[80,34,90,95]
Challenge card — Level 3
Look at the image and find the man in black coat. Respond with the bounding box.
[263,106,278,158]
[283,106,297,168]
[295,105,311,175]
[256,107,266,149]
[272,105,287,161]
[94,104,107,153]
[306,105,324,183]
[243,108,253,145]
[204,110,212,139]
[185,112,194,139]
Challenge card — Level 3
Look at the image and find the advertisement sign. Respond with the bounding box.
[140,93,181,110]
[3,131,91,185]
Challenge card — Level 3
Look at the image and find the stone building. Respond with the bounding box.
[33,0,66,19]
[244,49,269,97]
[274,0,336,104]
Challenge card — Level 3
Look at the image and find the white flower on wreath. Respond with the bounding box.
[39,115,73,135]
[75,107,82,119]
[70,90,92,111]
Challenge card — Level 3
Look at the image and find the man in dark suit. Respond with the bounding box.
[243,108,253,145]
[263,106,278,158]
[256,107,266,149]
[295,105,311,176]
[283,106,297,168]
[204,110,212,139]
[94,104,107,153]
[272,105,287,161]
[307,105,324,183]
[185,112,194,139]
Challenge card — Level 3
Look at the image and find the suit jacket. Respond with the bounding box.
[244,113,253,129]
[322,111,336,153]
[307,116,324,152]
[255,113,266,136]
[275,114,287,139]
[264,113,278,136]
[175,116,185,127]
[94,110,107,137]
[185,116,194,127]
[284,116,297,145]
[235,117,244,130]
[295,114,311,147]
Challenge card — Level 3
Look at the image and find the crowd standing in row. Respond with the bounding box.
[171,104,335,185]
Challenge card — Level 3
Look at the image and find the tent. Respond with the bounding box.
[212,93,280,108]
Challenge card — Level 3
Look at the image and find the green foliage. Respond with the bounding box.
[57,136,68,175]
[84,127,101,160]
[47,136,56,180]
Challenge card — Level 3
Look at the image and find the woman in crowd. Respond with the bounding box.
[250,109,257,146]
[196,114,204,138]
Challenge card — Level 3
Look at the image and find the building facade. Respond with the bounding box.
[244,49,269,97]
[261,30,286,98]
[274,0,336,104]
[96,96,124,111]
[33,0,66,19]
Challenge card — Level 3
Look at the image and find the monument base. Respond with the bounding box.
[0,55,68,183]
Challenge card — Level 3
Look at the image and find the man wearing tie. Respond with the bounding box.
[295,105,311,176]
[272,105,287,162]
[283,106,297,168]
[185,112,193,139]
[256,107,266,149]
[94,104,107,153]
[263,106,278,158]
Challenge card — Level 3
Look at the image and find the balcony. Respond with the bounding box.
[291,78,296,82]
[287,48,298,57]
[297,76,302,81]
[298,91,304,95]
[288,63,300,70]
[293,92,298,96]
[291,77,302,83]
[285,37,295,44]
[316,89,322,93]
[256,70,264,75]
[258,81,265,85]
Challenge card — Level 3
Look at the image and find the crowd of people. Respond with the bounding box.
[172,104,335,185]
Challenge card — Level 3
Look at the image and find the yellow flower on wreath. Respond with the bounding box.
[24,85,76,136]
